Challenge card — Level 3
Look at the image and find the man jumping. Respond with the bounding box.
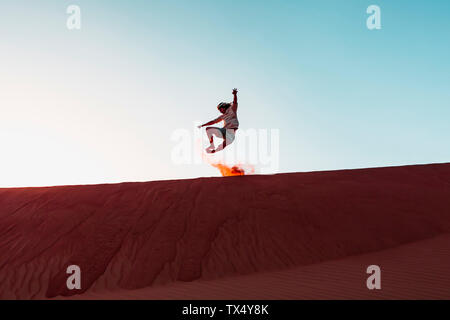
[198,88,239,153]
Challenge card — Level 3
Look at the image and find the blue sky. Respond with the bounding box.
[1,0,449,186]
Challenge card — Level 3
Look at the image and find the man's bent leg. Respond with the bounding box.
[206,127,223,149]
[214,129,236,152]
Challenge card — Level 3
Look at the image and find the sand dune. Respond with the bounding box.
[1,163,450,299]
[69,234,450,300]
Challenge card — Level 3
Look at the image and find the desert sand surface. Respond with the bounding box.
[68,234,450,300]
[1,163,450,299]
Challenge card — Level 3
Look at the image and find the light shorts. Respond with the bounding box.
[219,127,237,145]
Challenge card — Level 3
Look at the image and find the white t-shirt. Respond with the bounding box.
[217,107,239,129]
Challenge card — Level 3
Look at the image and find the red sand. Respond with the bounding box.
[1,163,450,299]
[68,234,450,300]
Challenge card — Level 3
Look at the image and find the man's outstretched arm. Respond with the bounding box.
[198,116,222,128]
[232,88,238,112]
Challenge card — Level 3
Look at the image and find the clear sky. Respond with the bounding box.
[1,0,449,187]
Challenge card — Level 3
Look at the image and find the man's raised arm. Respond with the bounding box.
[232,88,238,112]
